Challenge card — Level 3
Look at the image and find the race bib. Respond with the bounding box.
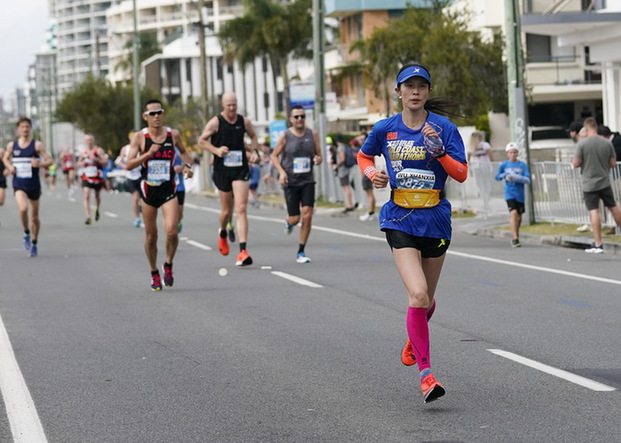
[14,158,33,179]
[147,159,170,182]
[395,168,436,190]
[223,150,243,167]
[84,166,99,177]
[293,157,311,174]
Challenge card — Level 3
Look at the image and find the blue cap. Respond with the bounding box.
[396,66,432,87]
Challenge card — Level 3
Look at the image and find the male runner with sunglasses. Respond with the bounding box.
[271,105,322,263]
[125,99,194,291]
[198,92,260,267]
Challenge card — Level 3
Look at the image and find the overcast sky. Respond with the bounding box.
[0,0,50,108]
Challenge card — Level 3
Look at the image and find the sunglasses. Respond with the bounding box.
[144,109,164,116]
[292,114,306,120]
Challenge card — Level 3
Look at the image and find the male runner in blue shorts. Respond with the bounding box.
[198,92,260,266]
[125,100,194,291]
[3,117,53,256]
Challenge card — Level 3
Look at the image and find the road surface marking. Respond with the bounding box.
[186,240,212,251]
[488,349,616,392]
[0,312,48,442]
[104,212,118,218]
[186,201,621,286]
[449,251,621,286]
[271,271,323,288]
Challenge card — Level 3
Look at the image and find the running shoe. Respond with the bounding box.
[218,232,230,256]
[227,222,236,243]
[401,338,416,366]
[177,221,182,233]
[151,272,163,291]
[511,239,521,248]
[134,219,142,228]
[95,208,100,221]
[296,252,311,263]
[162,263,174,287]
[29,244,38,257]
[359,212,375,221]
[285,220,294,235]
[85,218,91,225]
[236,249,253,266]
[23,233,31,250]
[585,244,604,254]
[420,373,445,403]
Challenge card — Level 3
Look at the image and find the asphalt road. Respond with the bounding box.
[0,186,620,442]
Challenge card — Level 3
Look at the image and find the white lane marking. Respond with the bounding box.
[488,349,616,392]
[104,212,119,218]
[0,312,48,442]
[186,240,212,251]
[185,201,621,286]
[271,271,323,288]
[449,250,621,286]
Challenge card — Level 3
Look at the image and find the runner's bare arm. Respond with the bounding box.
[198,117,227,157]
[125,132,150,170]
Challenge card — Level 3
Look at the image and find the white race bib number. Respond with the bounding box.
[223,150,243,167]
[395,168,435,190]
[147,159,170,183]
[84,166,99,177]
[293,157,311,174]
[14,158,33,179]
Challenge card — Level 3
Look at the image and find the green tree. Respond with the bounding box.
[115,32,161,78]
[218,0,313,112]
[350,0,507,122]
[54,76,160,156]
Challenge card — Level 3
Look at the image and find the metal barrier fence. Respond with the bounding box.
[445,161,621,228]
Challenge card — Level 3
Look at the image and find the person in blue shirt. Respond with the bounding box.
[173,147,186,233]
[357,64,467,403]
[495,142,531,247]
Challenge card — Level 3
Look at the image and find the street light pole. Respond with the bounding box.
[312,0,326,198]
[197,0,209,119]
[132,0,141,131]
[504,0,535,224]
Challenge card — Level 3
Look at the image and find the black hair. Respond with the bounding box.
[289,105,305,115]
[396,63,462,119]
[143,99,163,111]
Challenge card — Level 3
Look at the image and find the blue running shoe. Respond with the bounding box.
[285,221,294,235]
[296,252,311,263]
[29,244,38,257]
[23,233,31,250]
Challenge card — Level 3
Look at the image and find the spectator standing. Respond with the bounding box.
[572,117,621,253]
[467,130,494,214]
[597,125,621,163]
[333,134,357,213]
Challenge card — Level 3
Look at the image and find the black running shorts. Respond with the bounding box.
[140,180,177,208]
[212,167,250,192]
[384,228,450,258]
[284,182,315,216]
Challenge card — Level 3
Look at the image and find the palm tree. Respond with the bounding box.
[115,32,161,80]
[218,0,313,113]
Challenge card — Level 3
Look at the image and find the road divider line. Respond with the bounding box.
[104,212,119,218]
[186,240,212,251]
[449,251,621,286]
[488,349,616,392]
[271,271,323,288]
[0,312,48,442]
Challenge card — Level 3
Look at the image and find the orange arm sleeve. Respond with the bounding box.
[437,154,468,183]
[357,150,377,181]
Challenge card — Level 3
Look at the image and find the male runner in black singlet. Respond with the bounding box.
[125,99,194,291]
[198,92,260,267]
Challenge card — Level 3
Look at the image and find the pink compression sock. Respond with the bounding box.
[427,299,436,321]
[407,307,431,372]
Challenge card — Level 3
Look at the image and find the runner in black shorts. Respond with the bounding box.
[271,105,322,263]
[198,92,260,267]
[125,99,194,291]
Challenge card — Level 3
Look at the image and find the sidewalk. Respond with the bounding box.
[452,211,621,256]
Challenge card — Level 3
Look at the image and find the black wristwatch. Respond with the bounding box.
[184,163,192,168]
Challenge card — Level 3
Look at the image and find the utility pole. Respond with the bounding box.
[504,0,535,224]
[312,0,326,198]
[197,0,209,119]
[132,0,141,131]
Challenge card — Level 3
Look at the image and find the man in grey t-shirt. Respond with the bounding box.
[573,117,621,253]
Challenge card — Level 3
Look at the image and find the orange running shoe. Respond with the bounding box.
[421,373,445,403]
[218,233,229,256]
[235,249,253,266]
[401,338,416,366]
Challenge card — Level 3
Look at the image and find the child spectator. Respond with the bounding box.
[496,142,531,247]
